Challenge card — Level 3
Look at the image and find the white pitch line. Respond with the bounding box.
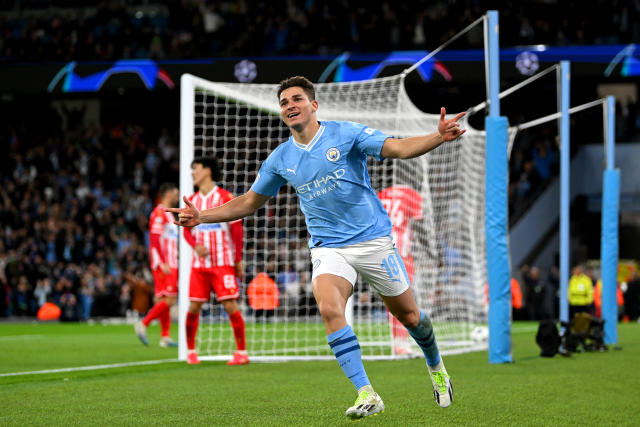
[0,335,44,341]
[0,359,179,377]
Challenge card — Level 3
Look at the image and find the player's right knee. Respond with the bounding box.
[317,302,344,322]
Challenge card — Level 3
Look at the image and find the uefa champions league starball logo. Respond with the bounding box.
[234,59,257,83]
[515,51,539,76]
[326,148,341,162]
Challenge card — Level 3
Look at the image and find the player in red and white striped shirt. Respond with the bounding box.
[135,183,180,348]
[378,185,423,355]
[182,157,248,365]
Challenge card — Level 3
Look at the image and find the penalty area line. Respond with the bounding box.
[0,358,180,377]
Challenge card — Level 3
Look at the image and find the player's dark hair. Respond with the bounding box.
[192,156,222,181]
[277,76,315,101]
[158,182,177,197]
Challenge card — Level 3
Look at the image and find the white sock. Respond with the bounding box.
[358,385,374,394]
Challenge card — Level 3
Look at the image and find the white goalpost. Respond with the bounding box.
[178,73,499,361]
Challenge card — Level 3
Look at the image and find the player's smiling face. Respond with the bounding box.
[279,86,318,131]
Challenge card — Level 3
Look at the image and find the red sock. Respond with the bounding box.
[388,311,409,339]
[392,316,409,338]
[160,308,171,338]
[142,301,169,327]
[229,310,246,351]
[186,311,199,351]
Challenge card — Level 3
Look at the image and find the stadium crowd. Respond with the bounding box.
[1,0,639,62]
[1,0,639,322]
[508,96,640,224]
[508,125,559,223]
[0,103,321,320]
[0,106,180,319]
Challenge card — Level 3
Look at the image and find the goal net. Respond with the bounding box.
[178,74,503,361]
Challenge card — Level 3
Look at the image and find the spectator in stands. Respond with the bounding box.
[547,265,560,319]
[277,262,301,307]
[13,275,31,316]
[524,266,551,320]
[79,272,95,320]
[59,284,78,321]
[33,277,51,309]
[624,269,640,321]
[532,142,556,181]
[0,115,179,319]
[2,1,639,62]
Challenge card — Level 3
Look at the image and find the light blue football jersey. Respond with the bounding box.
[250,120,392,248]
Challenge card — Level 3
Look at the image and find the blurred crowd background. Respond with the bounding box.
[0,106,179,319]
[1,0,639,62]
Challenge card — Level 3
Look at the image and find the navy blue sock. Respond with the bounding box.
[327,325,370,390]
[407,310,441,367]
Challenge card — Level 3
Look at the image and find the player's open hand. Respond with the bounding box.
[438,107,466,142]
[165,196,201,227]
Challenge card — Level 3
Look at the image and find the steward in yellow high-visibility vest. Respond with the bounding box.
[568,265,594,319]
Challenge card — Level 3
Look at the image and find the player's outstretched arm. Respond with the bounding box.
[381,107,466,159]
[166,190,270,227]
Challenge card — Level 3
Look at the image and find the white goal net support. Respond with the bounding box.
[179,73,504,361]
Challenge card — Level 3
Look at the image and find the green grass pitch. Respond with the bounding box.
[1,321,639,426]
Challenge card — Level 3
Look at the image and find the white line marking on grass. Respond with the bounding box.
[0,335,44,341]
[0,359,179,377]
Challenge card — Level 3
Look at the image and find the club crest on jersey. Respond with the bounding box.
[326,148,340,162]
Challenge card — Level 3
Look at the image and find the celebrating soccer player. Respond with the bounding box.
[182,157,248,365]
[135,183,180,348]
[168,76,465,418]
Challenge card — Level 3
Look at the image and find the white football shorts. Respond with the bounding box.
[310,236,410,297]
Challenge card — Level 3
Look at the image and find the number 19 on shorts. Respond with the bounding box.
[381,254,403,283]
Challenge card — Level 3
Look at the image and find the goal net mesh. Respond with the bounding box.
[180,74,509,360]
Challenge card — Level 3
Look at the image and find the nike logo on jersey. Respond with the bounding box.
[286,168,296,175]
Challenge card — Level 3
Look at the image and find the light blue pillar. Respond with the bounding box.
[485,10,512,364]
[487,11,500,117]
[601,96,619,345]
[558,61,570,326]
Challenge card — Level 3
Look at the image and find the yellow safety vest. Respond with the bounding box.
[568,274,594,306]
